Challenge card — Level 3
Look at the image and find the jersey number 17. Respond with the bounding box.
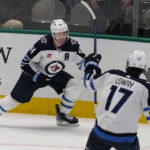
[105,85,133,113]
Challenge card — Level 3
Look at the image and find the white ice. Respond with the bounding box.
[0,113,150,150]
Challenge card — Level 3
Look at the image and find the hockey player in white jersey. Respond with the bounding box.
[0,19,86,126]
[84,50,150,150]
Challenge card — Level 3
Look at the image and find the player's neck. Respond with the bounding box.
[54,42,62,48]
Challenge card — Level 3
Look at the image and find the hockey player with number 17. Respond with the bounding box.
[0,19,86,126]
[84,50,150,150]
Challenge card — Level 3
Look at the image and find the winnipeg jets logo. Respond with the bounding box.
[45,61,65,75]
[41,37,47,44]
[71,39,77,45]
[51,64,60,72]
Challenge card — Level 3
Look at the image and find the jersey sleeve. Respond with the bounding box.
[69,39,86,70]
[84,71,107,91]
[20,36,48,76]
[143,83,150,124]
[76,48,86,71]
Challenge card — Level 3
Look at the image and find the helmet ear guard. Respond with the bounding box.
[126,50,146,70]
[50,19,69,37]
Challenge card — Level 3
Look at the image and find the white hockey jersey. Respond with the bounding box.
[85,69,150,134]
[21,34,85,77]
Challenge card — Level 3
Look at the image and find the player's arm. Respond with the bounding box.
[76,48,86,71]
[21,37,50,86]
[68,38,86,70]
[21,44,40,76]
[143,107,150,124]
[143,89,150,124]
[21,35,49,75]
[142,83,150,124]
[143,104,150,124]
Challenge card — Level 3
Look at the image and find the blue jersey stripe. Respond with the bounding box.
[144,107,150,111]
[93,125,136,143]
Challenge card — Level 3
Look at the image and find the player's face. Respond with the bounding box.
[54,32,67,44]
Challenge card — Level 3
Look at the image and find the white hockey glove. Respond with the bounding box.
[84,53,101,80]
[32,72,51,86]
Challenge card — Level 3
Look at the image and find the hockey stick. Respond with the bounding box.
[81,0,98,114]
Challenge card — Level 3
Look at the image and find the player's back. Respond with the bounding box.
[95,69,149,134]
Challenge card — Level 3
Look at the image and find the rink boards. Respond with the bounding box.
[0,95,147,123]
[0,29,150,123]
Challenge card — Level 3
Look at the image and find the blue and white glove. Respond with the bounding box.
[32,72,50,86]
[84,53,101,80]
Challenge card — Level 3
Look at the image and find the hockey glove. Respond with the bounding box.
[84,53,101,80]
[32,72,50,86]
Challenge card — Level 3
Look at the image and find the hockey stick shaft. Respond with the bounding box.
[94,20,97,54]
[93,18,98,114]
[81,0,98,114]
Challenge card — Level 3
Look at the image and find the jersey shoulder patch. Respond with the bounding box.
[70,38,77,45]
[40,34,53,45]
[40,37,47,44]
[34,34,53,50]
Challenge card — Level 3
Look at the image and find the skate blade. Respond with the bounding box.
[56,121,79,127]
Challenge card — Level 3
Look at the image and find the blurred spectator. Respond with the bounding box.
[58,0,80,21]
[138,7,150,37]
[0,0,27,29]
[106,4,133,35]
[143,8,150,29]
[89,0,131,34]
